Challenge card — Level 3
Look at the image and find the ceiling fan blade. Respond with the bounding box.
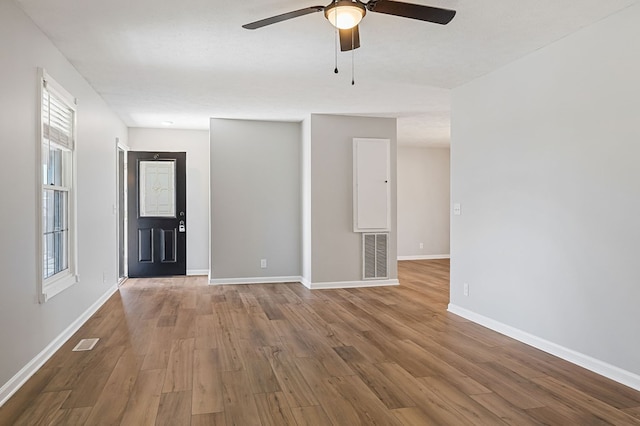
[339,26,361,51]
[367,0,456,25]
[242,6,325,29]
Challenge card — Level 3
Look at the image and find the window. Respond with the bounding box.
[38,69,78,302]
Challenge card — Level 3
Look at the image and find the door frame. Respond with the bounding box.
[127,151,187,278]
[116,138,129,285]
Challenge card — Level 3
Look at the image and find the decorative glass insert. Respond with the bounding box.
[139,160,176,217]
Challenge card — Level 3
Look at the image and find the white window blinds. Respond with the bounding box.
[42,81,74,150]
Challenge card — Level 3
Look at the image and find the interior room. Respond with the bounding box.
[1,0,640,423]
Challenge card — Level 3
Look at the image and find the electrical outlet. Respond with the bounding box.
[260,259,267,269]
[463,282,469,296]
[419,242,424,249]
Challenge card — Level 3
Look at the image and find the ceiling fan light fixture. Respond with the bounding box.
[324,1,365,30]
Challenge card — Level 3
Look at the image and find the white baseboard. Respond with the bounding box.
[300,276,312,289]
[447,304,640,392]
[187,269,208,276]
[397,254,450,261]
[208,276,302,285]
[208,275,400,290]
[0,283,119,407]
[309,279,399,290]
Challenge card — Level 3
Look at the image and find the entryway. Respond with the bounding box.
[126,151,187,278]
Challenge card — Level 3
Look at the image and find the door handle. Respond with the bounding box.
[179,220,186,232]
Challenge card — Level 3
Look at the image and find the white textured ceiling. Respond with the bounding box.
[16,0,638,146]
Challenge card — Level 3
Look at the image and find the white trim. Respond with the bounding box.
[208,276,401,290]
[116,140,128,285]
[38,68,79,303]
[0,284,119,407]
[117,140,130,152]
[300,276,312,289]
[42,70,76,107]
[310,278,399,290]
[41,272,79,302]
[397,254,450,261]
[209,276,302,285]
[447,304,640,392]
[187,269,209,276]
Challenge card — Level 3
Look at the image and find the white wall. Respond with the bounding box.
[0,0,127,395]
[450,2,640,386]
[309,114,398,284]
[209,118,301,282]
[397,147,450,259]
[128,128,210,274]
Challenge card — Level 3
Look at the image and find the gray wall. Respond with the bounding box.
[451,3,640,377]
[397,147,450,258]
[128,128,210,274]
[209,118,301,280]
[0,0,127,391]
[309,114,397,283]
[301,118,312,282]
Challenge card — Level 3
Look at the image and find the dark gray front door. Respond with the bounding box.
[127,151,186,277]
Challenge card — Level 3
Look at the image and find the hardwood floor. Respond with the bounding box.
[2,259,640,425]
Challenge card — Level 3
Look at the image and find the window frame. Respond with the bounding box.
[37,69,79,303]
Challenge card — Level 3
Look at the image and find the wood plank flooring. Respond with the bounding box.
[2,259,640,425]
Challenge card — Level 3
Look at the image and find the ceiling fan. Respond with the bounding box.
[242,0,456,51]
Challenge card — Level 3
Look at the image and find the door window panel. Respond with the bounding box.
[139,160,176,217]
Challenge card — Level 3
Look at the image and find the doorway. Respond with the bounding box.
[127,151,187,277]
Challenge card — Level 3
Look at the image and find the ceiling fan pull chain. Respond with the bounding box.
[351,29,355,85]
[334,26,339,74]
[334,0,339,74]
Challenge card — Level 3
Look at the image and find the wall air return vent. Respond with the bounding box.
[363,233,388,280]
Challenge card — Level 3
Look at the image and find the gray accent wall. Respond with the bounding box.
[309,114,397,283]
[397,147,450,258]
[451,3,640,376]
[209,119,301,280]
[0,0,127,390]
[301,118,312,282]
